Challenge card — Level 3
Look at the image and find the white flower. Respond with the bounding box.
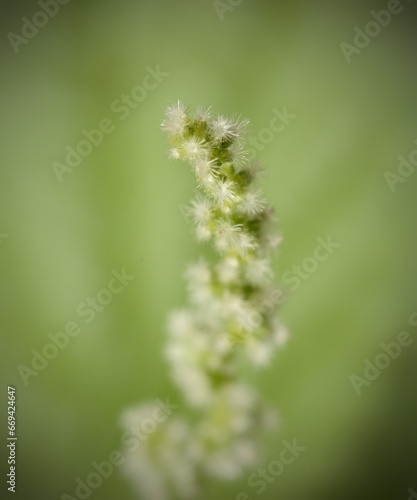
[197,173,217,194]
[188,197,212,225]
[210,115,237,143]
[239,188,267,217]
[185,259,213,305]
[220,291,246,318]
[120,402,160,433]
[210,115,249,145]
[167,310,195,338]
[181,137,208,161]
[195,222,212,242]
[161,101,188,137]
[203,440,259,479]
[246,338,273,367]
[273,323,290,347]
[168,147,180,160]
[211,179,237,206]
[121,415,198,500]
[195,105,212,122]
[231,439,259,467]
[166,329,215,407]
[228,141,248,169]
[216,256,240,284]
[172,365,212,407]
[244,258,273,286]
[223,383,257,411]
[235,232,257,255]
[204,450,242,480]
[233,116,250,136]
[194,158,218,180]
[185,259,211,288]
[213,220,242,252]
[194,159,219,193]
[122,452,168,500]
[220,291,259,333]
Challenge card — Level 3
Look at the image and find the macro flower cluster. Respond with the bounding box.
[121,102,289,500]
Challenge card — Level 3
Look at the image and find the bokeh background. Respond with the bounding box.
[1,0,417,499]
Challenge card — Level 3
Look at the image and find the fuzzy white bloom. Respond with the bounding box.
[195,105,212,122]
[121,103,289,500]
[184,259,211,287]
[239,188,267,217]
[188,197,212,225]
[216,256,240,284]
[195,222,212,242]
[161,101,188,138]
[168,147,180,160]
[185,259,213,305]
[194,158,217,181]
[235,232,257,255]
[167,309,194,337]
[232,115,250,136]
[214,220,242,253]
[228,141,248,169]
[244,257,273,286]
[246,338,274,367]
[181,137,208,161]
[121,413,197,500]
[211,179,237,206]
[210,115,237,143]
[220,291,259,334]
[273,322,290,347]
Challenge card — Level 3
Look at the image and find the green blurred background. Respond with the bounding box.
[1,0,416,499]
